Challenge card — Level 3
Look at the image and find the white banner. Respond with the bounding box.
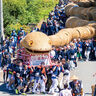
[30,54,51,66]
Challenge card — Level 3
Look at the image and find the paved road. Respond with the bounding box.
[0,61,96,96]
[71,61,96,94]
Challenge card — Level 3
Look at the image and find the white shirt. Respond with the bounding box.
[50,50,55,58]
[63,70,70,76]
[59,89,72,96]
[9,47,13,54]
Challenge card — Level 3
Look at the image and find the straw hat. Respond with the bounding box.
[70,75,78,80]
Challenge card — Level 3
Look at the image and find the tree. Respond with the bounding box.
[3,0,59,36]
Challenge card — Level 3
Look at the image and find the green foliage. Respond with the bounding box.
[3,0,59,36]
[26,0,59,23]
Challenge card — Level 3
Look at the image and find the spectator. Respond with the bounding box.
[62,58,70,70]
[76,39,83,61]
[1,53,7,68]
[82,40,86,59]
[11,30,17,37]
[59,84,72,96]
[70,43,76,70]
[1,40,8,55]
[50,47,56,59]
[18,27,23,36]
[9,39,13,57]
[93,85,96,96]
[85,40,91,61]
[5,37,10,52]
[1,0,96,95]
[89,39,95,60]
[41,1,68,35]
[69,75,83,96]
[59,0,64,5]
[10,37,16,57]
[40,21,47,34]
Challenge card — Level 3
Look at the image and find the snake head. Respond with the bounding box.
[20,32,52,54]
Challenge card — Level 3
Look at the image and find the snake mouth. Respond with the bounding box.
[26,48,50,53]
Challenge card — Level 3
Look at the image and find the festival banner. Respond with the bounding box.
[30,54,51,66]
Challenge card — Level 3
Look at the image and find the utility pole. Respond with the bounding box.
[0,0,5,44]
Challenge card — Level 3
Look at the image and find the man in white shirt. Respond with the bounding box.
[50,47,56,58]
[59,84,72,96]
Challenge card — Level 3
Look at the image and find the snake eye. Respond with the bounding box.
[49,40,52,45]
[29,40,33,46]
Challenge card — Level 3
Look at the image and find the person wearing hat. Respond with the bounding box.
[69,75,83,96]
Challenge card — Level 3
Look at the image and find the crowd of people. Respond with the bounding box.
[3,58,83,96]
[0,27,26,67]
[2,33,96,95]
[1,30,96,95]
[51,38,96,62]
[1,0,96,96]
[40,0,69,35]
